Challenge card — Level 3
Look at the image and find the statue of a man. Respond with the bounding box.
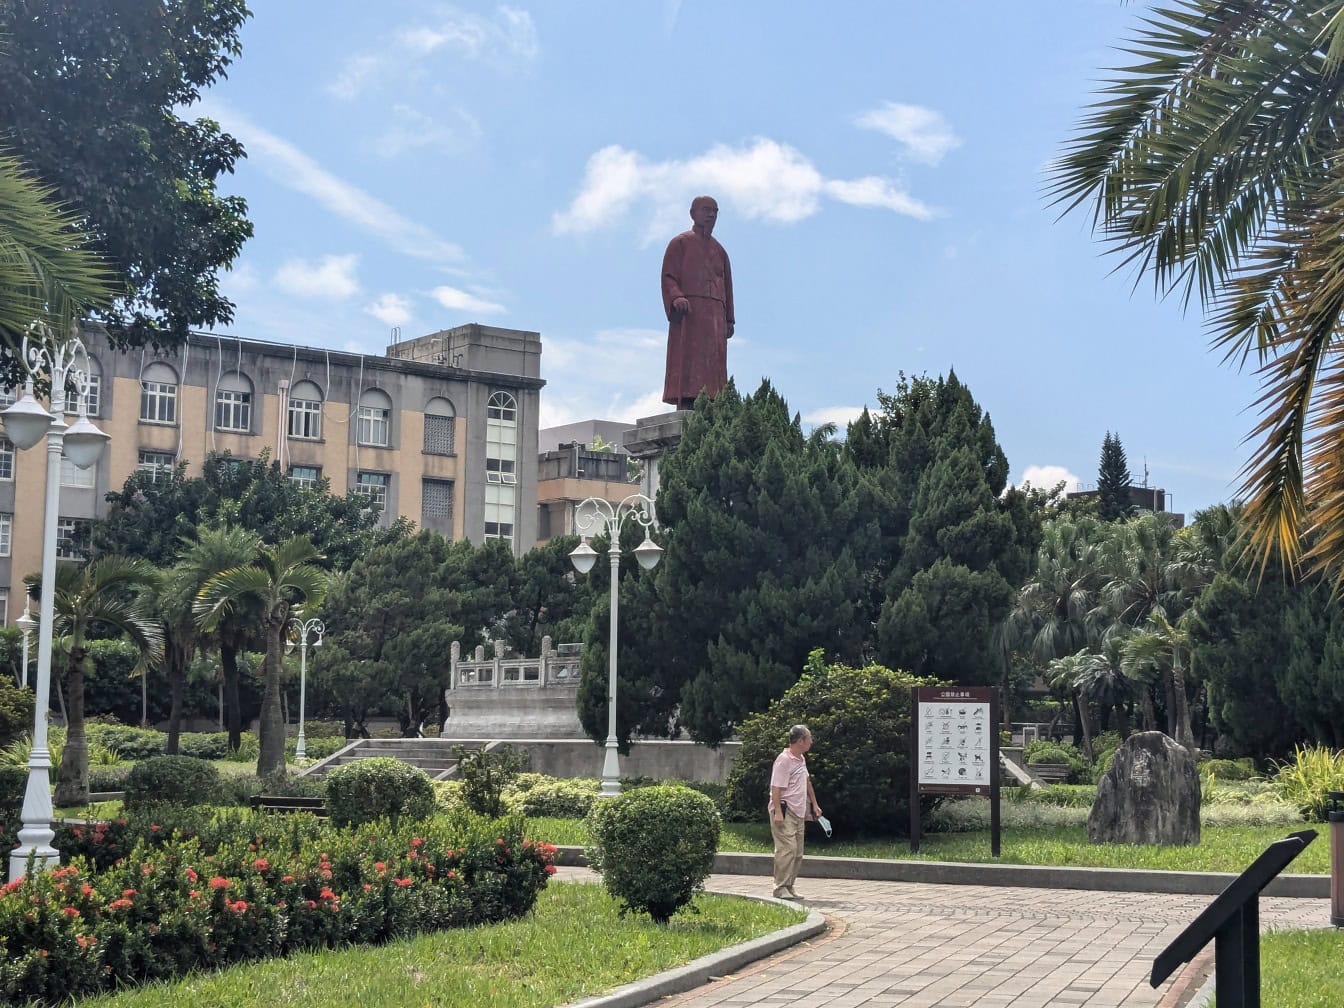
[661,195,734,409]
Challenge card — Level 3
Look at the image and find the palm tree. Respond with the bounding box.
[195,535,328,777]
[177,525,262,751]
[1011,514,1109,661]
[0,151,114,349]
[1120,612,1196,749]
[1046,650,1096,762]
[1051,1,1344,583]
[28,557,163,806]
[1072,635,1134,739]
[150,562,203,755]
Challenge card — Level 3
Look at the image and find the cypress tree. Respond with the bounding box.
[1097,432,1134,521]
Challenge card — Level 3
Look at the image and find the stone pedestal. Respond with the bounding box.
[623,410,691,502]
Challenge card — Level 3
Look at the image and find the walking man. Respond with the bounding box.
[769,724,821,900]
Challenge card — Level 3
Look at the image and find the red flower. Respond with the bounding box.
[252,858,269,872]
[80,885,93,897]
[545,864,557,875]
[409,837,424,848]
[189,891,199,899]
[62,906,80,917]
[228,900,248,914]
[282,875,295,883]
[122,889,137,898]
[108,898,133,911]
[149,824,161,833]
[208,877,230,890]
[319,887,335,901]
[185,868,198,882]
[304,900,316,910]
[373,861,386,873]
[394,878,413,888]
[362,883,371,892]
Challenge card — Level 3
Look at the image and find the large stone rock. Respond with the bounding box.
[1088,731,1200,846]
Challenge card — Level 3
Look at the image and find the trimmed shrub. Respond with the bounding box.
[0,680,34,748]
[452,744,527,817]
[87,723,165,760]
[177,732,232,760]
[587,784,720,924]
[1200,757,1258,781]
[88,766,132,794]
[0,764,27,810]
[297,735,348,760]
[123,755,221,811]
[1024,739,1088,783]
[326,757,435,828]
[725,650,938,836]
[518,778,600,818]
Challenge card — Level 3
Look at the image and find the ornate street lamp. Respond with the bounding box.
[14,607,34,688]
[4,328,108,882]
[569,493,662,798]
[284,616,324,761]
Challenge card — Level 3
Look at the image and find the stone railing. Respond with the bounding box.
[450,636,582,690]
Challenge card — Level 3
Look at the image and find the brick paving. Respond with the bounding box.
[557,868,1329,1008]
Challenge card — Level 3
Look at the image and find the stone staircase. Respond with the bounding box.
[300,737,499,781]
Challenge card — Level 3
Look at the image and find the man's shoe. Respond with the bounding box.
[785,887,802,900]
[772,886,796,900]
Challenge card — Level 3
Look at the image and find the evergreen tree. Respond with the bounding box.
[1096,432,1134,521]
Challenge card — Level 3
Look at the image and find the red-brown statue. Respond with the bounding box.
[661,195,734,409]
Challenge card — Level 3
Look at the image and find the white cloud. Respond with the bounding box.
[802,405,867,429]
[199,101,464,267]
[218,260,260,300]
[1018,464,1082,493]
[553,138,936,239]
[328,7,539,100]
[365,293,413,327]
[538,327,671,428]
[372,104,482,159]
[274,254,361,299]
[855,102,962,165]
[431,284,506,316]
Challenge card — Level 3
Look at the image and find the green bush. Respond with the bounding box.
[177,732,232,759]
[517,778,600,818]
[296,735,347,760]
[1272,745,1344,821]
[1022,784,1097,808]
[326,757,435,828]
[587,784,720,924]
[452,744,527,817]
[725,650,938,836]
[87,723,165,760]
[88,765,132,793]
[1024,739,1089,783]
[302,719,346,738]
[1200,757,1259,781]
[0,764,27,809]
[0,680,34,748]
[123,755,221,810]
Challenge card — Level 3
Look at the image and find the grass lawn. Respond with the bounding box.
[1216,928,1344,1007]
[76,881,805,1008]
[527,818,1332,875]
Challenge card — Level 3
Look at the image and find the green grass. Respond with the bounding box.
[76,881,804,1008]
[527,817,1332,874]
[1214,929,1344,1007]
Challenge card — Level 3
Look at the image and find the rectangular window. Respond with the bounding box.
[484,483,515,546]
[356,471,388,511]
[357,405,390,447]
[56,517,91,561]
[0,438,12,481]
[0,590,7,626]
[485,457,517,484]
[64,374,101,417]
[215,389,252,432]
[421,478,454,535]
[60,456,96,489]
[288,398,322,439]
[140,380,177,423]
[423,414,455,455]
[137,450,175,482]
[0,513,11,557]
[289,465,321,489]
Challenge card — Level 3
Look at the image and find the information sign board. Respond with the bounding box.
[909,685,1000,856]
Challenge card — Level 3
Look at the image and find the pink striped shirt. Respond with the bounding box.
[769,750,809,816]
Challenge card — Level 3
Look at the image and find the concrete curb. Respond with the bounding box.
[560,897,826,1008]
[553,847,1328,898]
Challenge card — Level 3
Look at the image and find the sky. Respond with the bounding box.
[201,0,1264,516]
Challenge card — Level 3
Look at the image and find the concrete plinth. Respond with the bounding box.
[623,410,691,501]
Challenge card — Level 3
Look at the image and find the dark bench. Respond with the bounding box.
[248,795,328,818]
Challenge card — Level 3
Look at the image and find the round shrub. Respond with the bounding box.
[518,778,599,818]
[1024,739,1089,783]
[177,732,232,760]
[86,723,165,760]
[326,757,435,828]
[123,755,221,810]
[87,765,132,794]
[0,764,28,809]
[0,680,35,748]
[1200,757,1258,781]
[725,650,937,836]
[587,784,720,924]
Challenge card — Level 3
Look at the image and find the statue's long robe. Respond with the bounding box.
[661,230,733,406]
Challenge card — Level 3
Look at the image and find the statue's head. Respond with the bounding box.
[689,196,719,234]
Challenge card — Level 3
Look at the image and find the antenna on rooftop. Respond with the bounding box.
[390,326,401,346]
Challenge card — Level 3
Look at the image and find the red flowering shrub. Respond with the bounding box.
[0,809,554,1005]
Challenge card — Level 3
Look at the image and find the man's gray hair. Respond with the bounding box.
[788,724,811,744]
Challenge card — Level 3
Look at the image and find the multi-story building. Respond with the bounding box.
[535,421,641,543]
[0,323,543,624]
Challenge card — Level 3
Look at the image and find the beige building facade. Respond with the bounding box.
[0,323,544,625]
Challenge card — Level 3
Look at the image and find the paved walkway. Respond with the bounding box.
[557,868,1329,1008]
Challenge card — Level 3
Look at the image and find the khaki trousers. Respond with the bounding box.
[770,809,806,889]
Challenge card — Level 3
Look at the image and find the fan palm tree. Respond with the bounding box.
[27,557,163,806]
[177,525,262,751]
[195,535,328,777]
[1120,612,1196,749]
[0,151,115,350]
[1051,1,1344,582]
[1072,635,1134,739]
[1045,650,1096,762]
[1011,514,1110,661]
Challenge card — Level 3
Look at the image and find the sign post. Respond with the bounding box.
[910,686,1000,856]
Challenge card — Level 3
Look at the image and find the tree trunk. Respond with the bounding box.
[1141,687,1157,732]
[221,643,243,750]
[1075,691,1094,764]
[164,632,192,755]
[1114,700,1130,739]
[54,650,89,808]
[1170,653,1195,751]
[256,614,287,778]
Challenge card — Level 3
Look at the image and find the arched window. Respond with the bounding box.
[357,388,392,447]
[423,396,455,455]
[65,355,102,417]
[140,362,178,424]
[215,371,254,432]
[485,390,518,545]
[288,379,323,440]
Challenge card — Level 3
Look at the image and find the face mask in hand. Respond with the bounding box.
[816,815,832,838]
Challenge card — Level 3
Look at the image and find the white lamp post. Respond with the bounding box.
[14,607,34,688]
[284,616,324,760]
[569,493,662,798]
[4,327,108,882]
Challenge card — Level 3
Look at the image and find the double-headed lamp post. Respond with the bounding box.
[569,493,662,798]
[14,607,34,688]
[3,328,109,882]
[285,616,324,761]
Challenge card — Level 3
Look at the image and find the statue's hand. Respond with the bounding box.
[672,296,690,315]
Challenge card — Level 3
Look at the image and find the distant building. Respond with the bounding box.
[536,420,640,542]
[1066,484,1185,526]
[0,322,544,624]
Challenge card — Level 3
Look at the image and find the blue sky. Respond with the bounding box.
[202,1,1259,516]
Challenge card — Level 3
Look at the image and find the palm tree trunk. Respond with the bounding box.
[1075,691,1094,764]
[1141,688,1157,732]
[256,616,287,778]
[1114,700,1130,738]
[165,634,191,755]
[1170,654,1195,750]
[221,643,243,751]
[54,651,89,808]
